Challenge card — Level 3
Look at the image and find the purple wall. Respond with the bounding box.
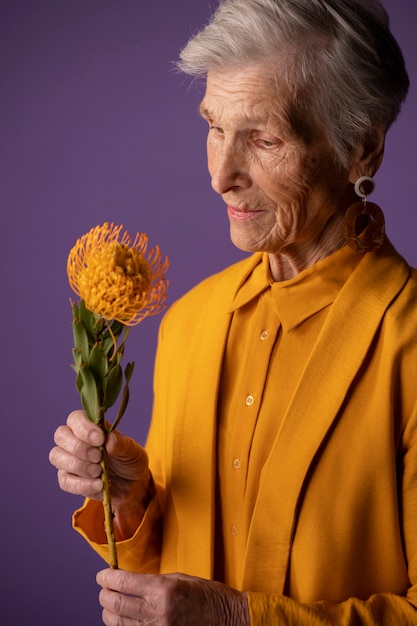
[1,1,415,623]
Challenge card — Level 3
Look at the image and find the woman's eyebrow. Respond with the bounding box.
[198,104,210,118]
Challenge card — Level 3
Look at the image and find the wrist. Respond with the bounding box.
[234,592,250,626]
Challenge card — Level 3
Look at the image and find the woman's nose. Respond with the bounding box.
[209,142,251,195]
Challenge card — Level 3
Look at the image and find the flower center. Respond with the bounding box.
[78,242,152,322]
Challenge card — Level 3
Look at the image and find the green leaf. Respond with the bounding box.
[77,365,100,423]
[72,320,89,363]
[88,342,108,385]
[78,299,101,344]
[70,364,83,393]
[101,333,115,356]
[103,363,123,410]
[125,361,135,385]
[108,383,130,432]
[72,347,83,367]
[75,369,83,393]
[93,314,105,335]
[101,321,126,357]
[71,300,80,322]
[117,341,126,359]
[110,320,125,341]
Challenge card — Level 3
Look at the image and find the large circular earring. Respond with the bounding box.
[344,175,385,253]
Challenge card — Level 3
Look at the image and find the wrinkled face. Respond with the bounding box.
[200,64,349,256]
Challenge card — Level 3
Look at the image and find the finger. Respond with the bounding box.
[49,444,102,478]
[96,569,149,596]
[49,439,104,499]
[97,570,165,623]
[57,468,103,498]
[106,430,145,461]
[53,424,102,464]
[67,410,105,447]
[106,431,149,478]
[99,588,147,621]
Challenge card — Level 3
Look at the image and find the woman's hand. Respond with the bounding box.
[49,410,152,539]
[96,569,250,626]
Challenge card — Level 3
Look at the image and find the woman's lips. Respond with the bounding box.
[227,205,260,220]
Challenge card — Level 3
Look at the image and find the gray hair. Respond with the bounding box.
[178,0,409,169]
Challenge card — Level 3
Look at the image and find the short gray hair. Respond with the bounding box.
[178,0,409,168]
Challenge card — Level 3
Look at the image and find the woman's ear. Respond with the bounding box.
[348,127,386,184]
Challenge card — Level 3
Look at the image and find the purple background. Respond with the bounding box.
[1,1,415,623]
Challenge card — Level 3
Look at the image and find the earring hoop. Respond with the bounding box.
[344,176,385,253]
[354,175,375,198]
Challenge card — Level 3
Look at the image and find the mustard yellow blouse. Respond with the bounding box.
[216,246,362,587]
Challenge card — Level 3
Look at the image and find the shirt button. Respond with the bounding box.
[260,329,269,341]
[245,395,254,406]
[231,525,238,536]
[233,458,241,470]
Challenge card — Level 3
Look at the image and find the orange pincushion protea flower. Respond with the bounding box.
[67,222,169,325]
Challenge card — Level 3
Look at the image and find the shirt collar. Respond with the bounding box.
[229,246,363,332]
[228,253,273,312]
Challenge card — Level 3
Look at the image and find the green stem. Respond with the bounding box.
[99,442,118,569]
[97,400,118,569]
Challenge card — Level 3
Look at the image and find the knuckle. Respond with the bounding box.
[56,468,90,497]
[53,425,68,446]
[66,453,80,474]
[67,410,94,441]
[67,409,86,425]
[115,571,130,595]
[57,469,71,492]
[112,591,123,614]
[48,446,58,467]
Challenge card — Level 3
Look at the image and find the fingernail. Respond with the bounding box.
[87,462,101,477]
[89,430,103,446]
[92,479,103,491]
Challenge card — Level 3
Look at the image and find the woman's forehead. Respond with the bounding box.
[201,65,289,122]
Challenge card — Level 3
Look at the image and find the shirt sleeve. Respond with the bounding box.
[72,485,163,574]
[247,592,417,625]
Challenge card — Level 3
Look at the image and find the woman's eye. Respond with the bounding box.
[209,125,224,135]
[255,135,280,148]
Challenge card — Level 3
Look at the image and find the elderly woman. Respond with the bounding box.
[49,0,417,624]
